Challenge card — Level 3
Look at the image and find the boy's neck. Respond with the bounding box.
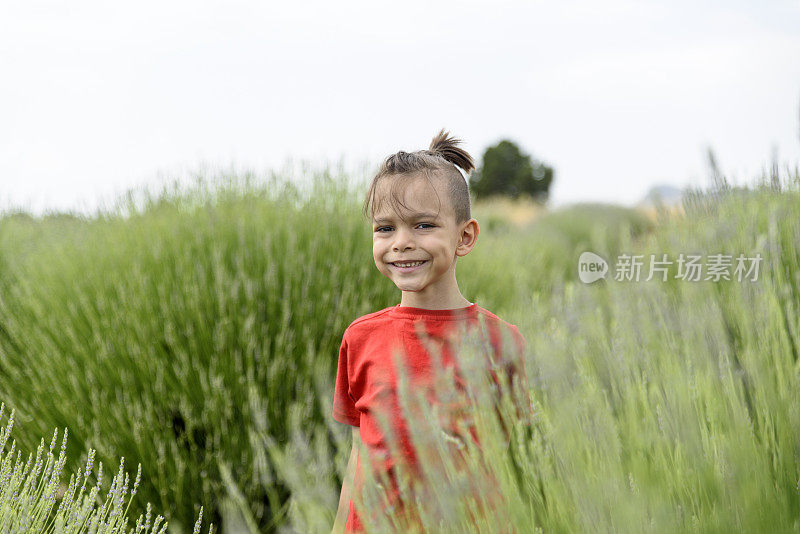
[398,292,473,310]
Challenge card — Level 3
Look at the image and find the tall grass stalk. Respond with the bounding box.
[0,402,212,534]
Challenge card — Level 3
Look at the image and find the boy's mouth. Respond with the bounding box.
[389,260,428,271]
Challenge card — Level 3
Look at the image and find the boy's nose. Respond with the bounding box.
[392,227,415,251]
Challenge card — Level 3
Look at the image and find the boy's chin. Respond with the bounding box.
[392,280,427,292]
[394,284,421,292]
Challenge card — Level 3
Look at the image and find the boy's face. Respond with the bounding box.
[371,174,478,299]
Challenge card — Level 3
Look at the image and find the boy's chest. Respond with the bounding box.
[353,322,475,416]
[358,322,462,374]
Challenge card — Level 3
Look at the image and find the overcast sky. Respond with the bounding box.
[2,1,799,216]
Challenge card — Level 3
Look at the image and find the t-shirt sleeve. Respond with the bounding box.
[332,332,360,427]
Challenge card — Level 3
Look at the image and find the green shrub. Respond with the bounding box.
[0,403,211,533]
[276,173,800,532]
[2,164,799,532]
[469,139,553,202]
[457,202,653,308]
[0,168,398,531]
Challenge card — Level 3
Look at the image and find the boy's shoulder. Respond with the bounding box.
[340,305,524,351]
[473,306,526,351]
[343,306,396,336]
[342,304,520,335]
[474,305,519,331]
[474,305,501,321]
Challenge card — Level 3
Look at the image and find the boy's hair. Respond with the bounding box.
[363,129,476,225]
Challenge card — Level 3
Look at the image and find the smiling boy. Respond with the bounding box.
[332,130,532,533]
[372,176,474,310]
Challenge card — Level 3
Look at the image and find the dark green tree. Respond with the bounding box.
[469,139,553,202]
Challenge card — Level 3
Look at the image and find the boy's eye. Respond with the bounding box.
[374,223,435,233]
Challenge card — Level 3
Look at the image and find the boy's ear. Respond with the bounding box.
[455,219,479,257]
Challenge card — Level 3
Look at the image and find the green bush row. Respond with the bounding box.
[0,166,798,531]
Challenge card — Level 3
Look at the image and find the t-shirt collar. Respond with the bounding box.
[389,302,478,320]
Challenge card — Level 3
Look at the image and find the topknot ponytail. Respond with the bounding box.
[428,128,475,175]
[364,128,476,224]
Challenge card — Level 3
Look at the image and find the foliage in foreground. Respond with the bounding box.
[0,403,212,534]
[0,171,389,531]
[0,167,607,531]
[276,173,800,532]
[0,166,798,532]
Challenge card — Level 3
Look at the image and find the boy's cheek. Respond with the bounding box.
[375,263,390,277]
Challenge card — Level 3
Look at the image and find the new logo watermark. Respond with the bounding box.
[578,252,762,283]
[578,252,609,283]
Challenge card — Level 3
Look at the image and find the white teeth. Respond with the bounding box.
[394,261,424,268]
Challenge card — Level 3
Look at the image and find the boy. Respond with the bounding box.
[332,130,532,533]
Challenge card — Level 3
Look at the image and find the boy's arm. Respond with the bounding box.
[332,427,361,534]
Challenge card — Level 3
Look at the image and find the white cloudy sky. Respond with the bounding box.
[1,0,799,215]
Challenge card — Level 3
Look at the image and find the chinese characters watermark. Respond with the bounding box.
[578,251,762,284]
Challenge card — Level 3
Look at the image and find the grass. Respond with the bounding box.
[469,194,547,232]
[276,170,800,532]
[0,403,212,533]
[0,169,399,531]
[0,163,798,532]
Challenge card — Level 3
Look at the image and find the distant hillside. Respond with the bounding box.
[639,185,684,208]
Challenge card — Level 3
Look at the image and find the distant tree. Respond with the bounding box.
[469,139,553,202]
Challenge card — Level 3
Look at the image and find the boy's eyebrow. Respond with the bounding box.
[373,212,439,224]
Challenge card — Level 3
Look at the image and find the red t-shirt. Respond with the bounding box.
[332,303,532,533]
